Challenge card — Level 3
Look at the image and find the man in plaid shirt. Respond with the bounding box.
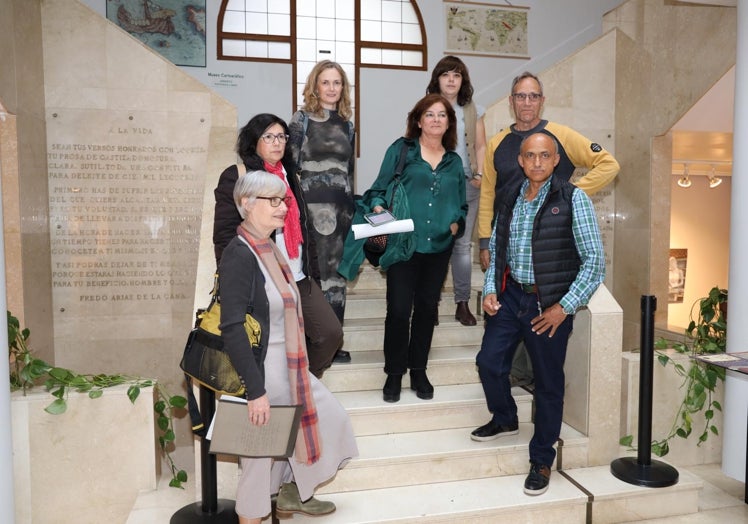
[471,132,605,496]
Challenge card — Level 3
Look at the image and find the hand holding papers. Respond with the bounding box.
[352,218,414,240]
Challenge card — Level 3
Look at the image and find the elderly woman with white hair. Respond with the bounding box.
[219,170,358,523]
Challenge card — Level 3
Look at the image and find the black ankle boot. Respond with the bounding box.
[409,369,434,400]
[382,374,402,403]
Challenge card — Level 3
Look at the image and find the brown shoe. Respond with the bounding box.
[455,301,477,326]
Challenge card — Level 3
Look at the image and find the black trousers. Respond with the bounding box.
[383,248,452,375]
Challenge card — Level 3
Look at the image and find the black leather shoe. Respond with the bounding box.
[409,369,434,400]
[382,374,402,403]
[332,349,351,363]
[470,419,519,441]
[455,301,477,326]
[523,463,551,495]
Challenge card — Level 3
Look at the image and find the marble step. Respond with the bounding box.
[342,317,484,352]
[345,288,484,320]
[285,465,703,524]
[332,382,533,436]
[321,346,482,393]
[347,263,485,292]
[316,423,589,494]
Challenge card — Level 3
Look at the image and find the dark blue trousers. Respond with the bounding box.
[476,278,574,467]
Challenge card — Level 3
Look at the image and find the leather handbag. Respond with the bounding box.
[180,274,260,397]
[363,141,410,266]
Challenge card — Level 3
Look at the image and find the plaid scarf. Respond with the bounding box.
[237,225,321,464]
[263,160,303,259]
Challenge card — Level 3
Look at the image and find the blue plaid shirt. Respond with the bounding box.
[483,177,605,314]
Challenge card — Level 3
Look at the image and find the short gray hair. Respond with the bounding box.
[511,71,543,95]
[233,170,286,219]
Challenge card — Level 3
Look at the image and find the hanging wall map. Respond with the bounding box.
[107,0,206,67]
[445,1,529,58]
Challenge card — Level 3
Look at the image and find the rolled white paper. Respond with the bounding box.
[352,219,415,240]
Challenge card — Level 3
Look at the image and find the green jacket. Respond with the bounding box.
[338,137,467,280]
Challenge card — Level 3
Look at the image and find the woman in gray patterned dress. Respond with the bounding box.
[289,60,355,363]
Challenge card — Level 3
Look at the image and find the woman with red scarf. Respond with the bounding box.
[213,114,343,378]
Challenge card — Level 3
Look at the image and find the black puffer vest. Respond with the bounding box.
[493,175,581,309]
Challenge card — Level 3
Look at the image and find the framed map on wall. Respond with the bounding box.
[444,1,529,58]
[107,0,206,67]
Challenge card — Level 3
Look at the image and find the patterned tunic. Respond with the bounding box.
[289,109,355,323]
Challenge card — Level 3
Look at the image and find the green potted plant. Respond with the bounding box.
[620,286,727,457]
[8,310,189,487]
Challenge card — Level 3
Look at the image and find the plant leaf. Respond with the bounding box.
[44,398,67,415]
[169,395,188,409]
[127,386,141,403]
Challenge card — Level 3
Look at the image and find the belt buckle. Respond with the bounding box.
[521,283,537,294]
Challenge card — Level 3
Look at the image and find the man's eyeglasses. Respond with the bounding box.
[512,92,543,102]
[256,196,292,207]
[260,133,290,144]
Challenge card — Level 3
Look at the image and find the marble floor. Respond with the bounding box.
[128,462,747,523]
[637,464,747,523]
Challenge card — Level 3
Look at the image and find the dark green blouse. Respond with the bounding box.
[367,137,467,254]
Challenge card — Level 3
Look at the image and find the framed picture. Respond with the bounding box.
[107,0,207,67]
[668,248,688,304]
[444,1,529,59]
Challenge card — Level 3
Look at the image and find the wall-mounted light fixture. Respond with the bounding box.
[708,166,723,188]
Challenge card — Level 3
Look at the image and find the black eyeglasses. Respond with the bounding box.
[256,196,292,207]
[260,133,290,144]
[512,92,543,102]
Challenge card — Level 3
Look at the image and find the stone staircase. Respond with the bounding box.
[284,264,704,523]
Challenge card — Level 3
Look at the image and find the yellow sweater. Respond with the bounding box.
[477,120,619,244]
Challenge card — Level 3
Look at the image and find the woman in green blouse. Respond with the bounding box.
[366,93,467,402]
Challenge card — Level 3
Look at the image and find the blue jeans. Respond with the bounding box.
[475,277,574,466]
[450,181,479,303]
[383,249,453,375]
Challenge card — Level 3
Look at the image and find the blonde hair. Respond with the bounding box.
[301,60,353,120]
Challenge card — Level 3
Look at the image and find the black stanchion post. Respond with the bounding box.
[610,295,679,487]
[171,385,238,523]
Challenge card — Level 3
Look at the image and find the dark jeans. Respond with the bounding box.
[297,277,343,377]
[383,248,452,375]
[475,277,574,467]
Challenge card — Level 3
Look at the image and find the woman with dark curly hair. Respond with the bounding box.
[213,113,343,378]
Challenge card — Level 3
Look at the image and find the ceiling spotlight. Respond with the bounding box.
[708,166,722,188]
[677,164,691,188]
